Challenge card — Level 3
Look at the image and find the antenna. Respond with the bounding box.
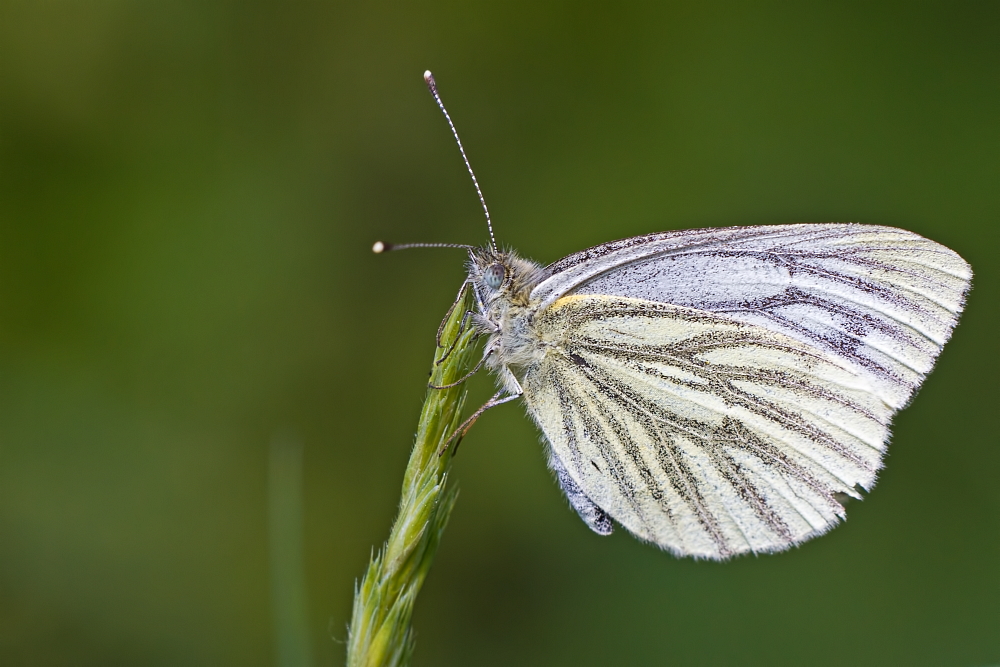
[423,70,497,253]
[372,241,472,253]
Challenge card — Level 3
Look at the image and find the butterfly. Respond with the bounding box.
[378,72,972,560]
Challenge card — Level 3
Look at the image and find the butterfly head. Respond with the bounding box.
[469,247,546,311]
[469,247,510,296]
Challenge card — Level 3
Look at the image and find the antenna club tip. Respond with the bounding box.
[423,70,434,82]
[372,241,387,253]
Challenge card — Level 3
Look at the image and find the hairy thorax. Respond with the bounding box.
[488,299,546,369]
[469,248,551,374]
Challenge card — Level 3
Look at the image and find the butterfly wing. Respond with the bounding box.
[523,295,897,559]
[532,224,971,409]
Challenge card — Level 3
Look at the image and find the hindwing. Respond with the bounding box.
[522,295,896,559]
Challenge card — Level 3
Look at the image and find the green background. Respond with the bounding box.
[1,2,997,665]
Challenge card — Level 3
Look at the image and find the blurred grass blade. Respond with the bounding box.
[347,289,478,667]
[269,433,314,667]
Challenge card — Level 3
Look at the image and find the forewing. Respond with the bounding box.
[523,295,895,559]
[532,224,971,409]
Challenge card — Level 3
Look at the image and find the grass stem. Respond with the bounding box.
[347,292,477,667]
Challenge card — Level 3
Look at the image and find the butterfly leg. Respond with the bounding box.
[439,371,523,456]
[435,279,472,349]
[435,280,490,366]
[434,308,478,366]
[428,348,491,389]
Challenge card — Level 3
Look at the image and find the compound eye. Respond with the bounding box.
[483,263,506,289]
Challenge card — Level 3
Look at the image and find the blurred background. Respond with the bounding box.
[0,2,997,665]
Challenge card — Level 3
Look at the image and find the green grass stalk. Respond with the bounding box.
[347,292,478,667]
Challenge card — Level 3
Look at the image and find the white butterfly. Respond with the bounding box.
[382,72,972,560]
